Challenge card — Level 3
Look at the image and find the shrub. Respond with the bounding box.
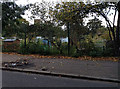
[17,40,114,57]
[17,42,29,54]
[18,41,60,55]
[102,48,114,56]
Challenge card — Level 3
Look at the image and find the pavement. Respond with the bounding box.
[1,53,120,83]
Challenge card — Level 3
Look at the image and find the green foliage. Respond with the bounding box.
[102,48,114,56]
[18,41,59,55]
[88,47,103,57]
[15,39,115,57]
[87,17,103,37]
[2,2,26,37]
[2,1,119,57]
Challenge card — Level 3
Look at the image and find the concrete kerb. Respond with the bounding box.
[1,67,120,83]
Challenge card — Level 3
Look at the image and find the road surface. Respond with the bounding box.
[1,70,119,87]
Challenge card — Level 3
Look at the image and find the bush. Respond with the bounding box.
[89,51,97,57]
[102,48,114,56]
[17,42,29,54]
[17,40,114,57]
[18,41,59,55]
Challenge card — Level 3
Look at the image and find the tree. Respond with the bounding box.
[28,0,51,23]
[36,21,67,54]
[2,2,26,37]
[70,1,120,56]
[27,1,68,54]
[116,1,120,56]
[87,17,103,37]
[17,18,29,47]
[50,2,89,55]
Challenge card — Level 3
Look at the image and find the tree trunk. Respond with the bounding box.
[24,31,27,48]
[67,22,70,56]
[115,1,120,56]
[95,10,116,41]
[47,40,50,47]
[106,23,112,41]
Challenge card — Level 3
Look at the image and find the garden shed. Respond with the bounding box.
[3,39,20,52]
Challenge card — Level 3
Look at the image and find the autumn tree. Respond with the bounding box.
[69,1,120,56]
[87,17,103,37]
[50,2,89,55]
[2,2,27,37]
[28,1,67,54]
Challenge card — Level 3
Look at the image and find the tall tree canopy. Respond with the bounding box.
[50,2,89,52]
[50,1,120,55]
[2,2,27,37]
[87,17,103,37]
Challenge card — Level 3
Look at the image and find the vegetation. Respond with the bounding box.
[2,1,120,57]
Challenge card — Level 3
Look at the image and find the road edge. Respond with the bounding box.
[1,67,120,83]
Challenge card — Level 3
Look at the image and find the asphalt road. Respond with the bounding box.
[1,71,119,87]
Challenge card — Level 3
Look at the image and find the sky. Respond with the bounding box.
[14,0,118,27]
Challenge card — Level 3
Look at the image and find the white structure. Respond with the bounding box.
[60,37,68,43]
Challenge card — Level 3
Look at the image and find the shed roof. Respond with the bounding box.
[3,39,16,42]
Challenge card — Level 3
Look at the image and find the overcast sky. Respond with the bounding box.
[14,0,118,26]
